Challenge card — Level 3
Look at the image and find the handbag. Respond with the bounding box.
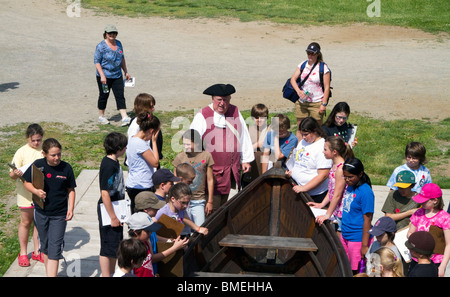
[282,62,318,103]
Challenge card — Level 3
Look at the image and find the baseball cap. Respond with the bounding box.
[306,42,321,54]
[104,24,118,33]
[135,191,166,210]
[126,212,161,233]
[368,216,397,236]
[405,231,435,256]
[392,170,416,188]
[152,169,181,186]
[413,183,443,204]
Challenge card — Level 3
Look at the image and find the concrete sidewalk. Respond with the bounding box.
[3,169,450,277]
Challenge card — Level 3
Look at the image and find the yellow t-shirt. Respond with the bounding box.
[11,144,42,208]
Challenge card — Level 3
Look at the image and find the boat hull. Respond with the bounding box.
[183,167,353,277]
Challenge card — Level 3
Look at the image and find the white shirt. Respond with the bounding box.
[190,103,254,164]
[287,138,332,196]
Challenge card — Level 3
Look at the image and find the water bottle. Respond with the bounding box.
[358,258,366,274]
[102,84,109,93]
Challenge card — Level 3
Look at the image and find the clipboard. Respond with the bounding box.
[393,226,411,263]
[155,214,185,277]
[32,164,45,209]
[99,199,131,226]
[156,214,185,238]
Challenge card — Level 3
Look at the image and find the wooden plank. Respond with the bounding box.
[219,234,318,252]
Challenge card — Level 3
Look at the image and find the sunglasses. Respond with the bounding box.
[306,51,317,55]
[336,115,348,120]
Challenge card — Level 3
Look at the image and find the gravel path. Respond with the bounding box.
[1,0,449,128]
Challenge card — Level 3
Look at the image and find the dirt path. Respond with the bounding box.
[1,0,449,128]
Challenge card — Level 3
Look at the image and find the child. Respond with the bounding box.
[407,183,450,277]
[405,231,438,277]
[175,163,196,186]
[173,129,214,220]
[285,117,331,203]
[134,190,167,275]
[126,112,160,211]
[152,168,181,202]
[127,212,188,277]
[23,138,76,277]
[366,217,401,263]
[386,141,431,194]
[155,183,208,236]
[113,238,147,277]
[127,93,163,165]
[340,157,374,275]
[381,170,421,230]
[98,132,128,277]
[261,114,298,173]
[308,135,353,233]
[9,123,44,267]
[322,102,357,146]
[242,104,270,186]
[369,247,404,277]
[175,163,197,236]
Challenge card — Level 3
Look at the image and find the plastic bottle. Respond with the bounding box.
[102,84,109,93]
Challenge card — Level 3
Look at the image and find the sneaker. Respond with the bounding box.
[121,116,131,127]
[98,116,110,125]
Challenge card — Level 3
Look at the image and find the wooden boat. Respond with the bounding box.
[183,166,353,277]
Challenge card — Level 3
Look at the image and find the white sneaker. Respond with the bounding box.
[121,116,131,126]
[98,116,110,125]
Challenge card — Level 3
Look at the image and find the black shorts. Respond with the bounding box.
[97,204,123,258]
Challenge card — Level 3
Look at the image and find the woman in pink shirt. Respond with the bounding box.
[407,183,450,277]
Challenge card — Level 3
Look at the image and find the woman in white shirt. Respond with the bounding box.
[289,42,331,140]
[285,117,332,203]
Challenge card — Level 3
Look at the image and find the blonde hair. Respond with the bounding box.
[371,247,403,277]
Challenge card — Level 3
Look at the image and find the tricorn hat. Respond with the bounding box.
[203,84,236,96]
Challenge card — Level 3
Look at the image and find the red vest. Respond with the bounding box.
[201,105,242,194]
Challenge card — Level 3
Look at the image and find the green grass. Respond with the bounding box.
[81,0,450,34]
[1,111,449,275]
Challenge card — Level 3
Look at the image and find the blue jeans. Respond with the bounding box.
[189,200,206,227]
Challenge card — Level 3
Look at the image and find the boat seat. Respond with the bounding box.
[219,234,318,252]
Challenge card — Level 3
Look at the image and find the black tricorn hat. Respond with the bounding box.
[203,84,236,96]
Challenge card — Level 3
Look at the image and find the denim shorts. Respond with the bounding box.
[34,210,67,260]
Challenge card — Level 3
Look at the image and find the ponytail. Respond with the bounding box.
[137,112,160,133]
[325,135,354,160]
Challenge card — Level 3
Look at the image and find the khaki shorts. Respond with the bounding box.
[294,101,323,122]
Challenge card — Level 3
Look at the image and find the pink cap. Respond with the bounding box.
[413,183,443,204]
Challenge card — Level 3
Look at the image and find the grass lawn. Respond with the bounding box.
[81,0,450,34]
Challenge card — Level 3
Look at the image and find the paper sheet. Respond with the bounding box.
[100,199,131,226]
[393,226,411,263]
[348,124,358,148]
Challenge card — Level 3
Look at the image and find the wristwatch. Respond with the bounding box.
[321,102,327,106]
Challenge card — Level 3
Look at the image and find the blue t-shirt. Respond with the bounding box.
[94,39,125,79]
[341,183,374,242]
[263,131,298,166]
